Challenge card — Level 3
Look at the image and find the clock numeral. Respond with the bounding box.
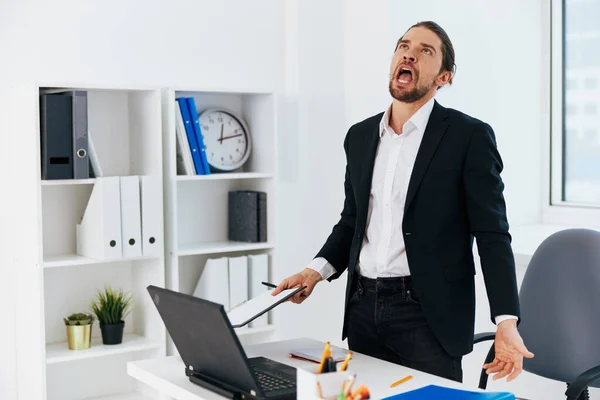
[229,155,233,160]
[236,148,240,153]
[202,125,210,131]
[217,117,223,123]
[221,156,224,161]
[209,118,215,124]
[238,139,242,144]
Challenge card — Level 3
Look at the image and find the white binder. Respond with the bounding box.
[193,257,230,309]
[119,176,142,258]
[228,256,249,330]
[76,176,122,260]
[248,254,269,328]
[140,175,162,257]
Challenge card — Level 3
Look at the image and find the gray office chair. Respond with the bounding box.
[474,228,600,400]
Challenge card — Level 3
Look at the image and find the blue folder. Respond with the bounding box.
[185,97,211,175]
[382,385,515,400]
[176,98,205,175]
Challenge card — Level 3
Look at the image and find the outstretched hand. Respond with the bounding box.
[484,320,534,382]
[271,268,323,304]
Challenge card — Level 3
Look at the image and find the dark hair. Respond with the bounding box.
[397,21,456,86]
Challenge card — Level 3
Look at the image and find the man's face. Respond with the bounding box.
[389,26,447,103]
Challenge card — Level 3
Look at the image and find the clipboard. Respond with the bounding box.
[226,285,307,328]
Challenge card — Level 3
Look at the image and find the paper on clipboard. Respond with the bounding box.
[226,286,306,328]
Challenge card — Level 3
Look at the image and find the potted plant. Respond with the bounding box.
[90,286,133,345]
[64,312,94,350]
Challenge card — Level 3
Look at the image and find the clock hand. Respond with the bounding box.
[218,134,243,142]
[220,124,224,145]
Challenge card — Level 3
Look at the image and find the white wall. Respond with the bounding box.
[278,1,593,399]
[0,1,283,399]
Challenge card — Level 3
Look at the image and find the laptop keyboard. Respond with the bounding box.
[253,369,295,392]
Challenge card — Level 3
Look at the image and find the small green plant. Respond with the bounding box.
[90,286,134,325]
[63,312,94,326]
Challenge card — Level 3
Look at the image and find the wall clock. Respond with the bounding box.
[198,108,251,172]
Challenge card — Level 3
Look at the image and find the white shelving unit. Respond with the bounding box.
[162,88,279,349]
[10,84,167,400]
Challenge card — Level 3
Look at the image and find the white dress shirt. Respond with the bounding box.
[308,97,516,325]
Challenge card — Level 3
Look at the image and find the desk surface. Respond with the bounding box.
[128,338,474,400]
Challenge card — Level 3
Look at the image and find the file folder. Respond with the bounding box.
[226,286,306,328]
[175,99,196,175]
[176,98,205,175]
[193,257,230,309]
[64,90,89,179]
[248,254,269,328]
[186,97,211,175]
[382,385,515,400]
[119,176,142,258]
[140,175,162,257]
[76,177,122,260]
[228,256,249,328]
[40,93,73,180]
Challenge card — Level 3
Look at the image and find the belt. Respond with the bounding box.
[356,274,413,294]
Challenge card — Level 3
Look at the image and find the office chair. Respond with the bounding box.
[474,228,600,400]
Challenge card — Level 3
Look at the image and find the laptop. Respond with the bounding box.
[147,285,297,399]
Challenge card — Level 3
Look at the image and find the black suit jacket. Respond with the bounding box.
[315,100,520,357]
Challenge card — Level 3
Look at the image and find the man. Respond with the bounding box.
[272,21,534,383]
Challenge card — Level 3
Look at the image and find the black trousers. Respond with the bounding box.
[346,275,463,382]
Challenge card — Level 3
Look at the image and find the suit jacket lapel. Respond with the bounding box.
[404,101,450,212]
[357,118,381,227]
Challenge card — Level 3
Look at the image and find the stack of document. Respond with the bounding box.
[382,385,515,399]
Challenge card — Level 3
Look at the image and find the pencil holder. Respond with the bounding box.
[297,368,361,400]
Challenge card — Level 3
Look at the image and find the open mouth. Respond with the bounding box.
[397,67,413,84]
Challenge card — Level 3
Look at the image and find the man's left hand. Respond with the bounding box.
[483,320,535,382]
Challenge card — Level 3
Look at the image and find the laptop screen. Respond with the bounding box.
[148,285,260,395]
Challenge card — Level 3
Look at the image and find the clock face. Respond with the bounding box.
[199,109,251,171]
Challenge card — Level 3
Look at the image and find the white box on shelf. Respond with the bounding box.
[140,175,162,257]
[193,257,230,309]
[76,176,123,260]
[119,176,142,258]
[248,254,269,328]
[229,255,249,310]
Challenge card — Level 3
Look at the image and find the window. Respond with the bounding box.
[551,0,600,207]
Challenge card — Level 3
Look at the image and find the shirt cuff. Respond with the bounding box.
[307,257,337,280]
[495,315,518,325]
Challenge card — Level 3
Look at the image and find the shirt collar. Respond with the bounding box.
[379,97,436,137]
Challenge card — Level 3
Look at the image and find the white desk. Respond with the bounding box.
[128,338,475,400]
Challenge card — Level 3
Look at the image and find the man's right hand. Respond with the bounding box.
[271,268,323,304]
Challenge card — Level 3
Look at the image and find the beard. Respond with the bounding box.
[388,75,434,103]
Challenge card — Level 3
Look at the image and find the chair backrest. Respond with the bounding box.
[518,228,600,388]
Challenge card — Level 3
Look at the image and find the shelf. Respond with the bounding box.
[46,334,160,364]
[91,392,151,400]
[43,254,158,268]
[178,241,274,256]
[41,178,96,186]
[236,324,276,336]
[176,172,274,181]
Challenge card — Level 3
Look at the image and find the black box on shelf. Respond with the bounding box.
[228,191,267,243]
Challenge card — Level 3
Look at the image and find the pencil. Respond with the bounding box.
[390,375,413,387]
[317,342,330,374]
[316,382,324,398]
[340,351,353,371]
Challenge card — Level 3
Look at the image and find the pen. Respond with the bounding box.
[261,282,277,289]
[390,375,413,387]
[317,342,331,374]
[340,351,353,371]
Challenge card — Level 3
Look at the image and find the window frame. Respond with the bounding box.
[544,0,600,226]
